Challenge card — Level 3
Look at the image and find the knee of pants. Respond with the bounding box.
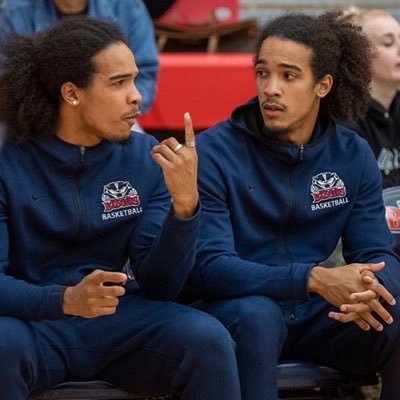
[0,317,36,368]
[167,310,236,361]
[208,295,287,344]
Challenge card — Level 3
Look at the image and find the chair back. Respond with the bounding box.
[382,186,400,254]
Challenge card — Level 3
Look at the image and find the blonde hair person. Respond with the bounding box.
[343,7,400,188]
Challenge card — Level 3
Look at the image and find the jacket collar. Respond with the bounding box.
[32,134,116,175]
[229,97,335,165]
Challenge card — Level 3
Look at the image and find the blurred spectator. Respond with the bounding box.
[344,8,400,188]
[0,0,159,114]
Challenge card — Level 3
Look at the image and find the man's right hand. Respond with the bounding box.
[63,269,127,318]
[151,112,198,219]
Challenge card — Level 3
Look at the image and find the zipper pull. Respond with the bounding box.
[79,146,85,163]
[298,144,304,161]
[290,303,296,321]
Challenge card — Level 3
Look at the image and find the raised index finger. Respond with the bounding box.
[184,112,195,147]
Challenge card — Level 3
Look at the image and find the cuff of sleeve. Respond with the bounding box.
[291,263,315,300]
[45,285,68,320]
[167,202,201,227]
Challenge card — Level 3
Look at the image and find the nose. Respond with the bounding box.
[128,81,142,105]
[263,76,281,97]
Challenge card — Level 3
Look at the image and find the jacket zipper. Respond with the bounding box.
[279,169,296,265]
[281,169,298,321]
[73,146,86,238]
[79,146,85,164]
[298,144,304,161]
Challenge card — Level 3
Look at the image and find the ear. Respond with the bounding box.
[60,82,80,107]
[316,74,333,98]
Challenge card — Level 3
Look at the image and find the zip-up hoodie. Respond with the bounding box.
[345,92,400,188]
[193,97,400,302]
[0,132,199,321]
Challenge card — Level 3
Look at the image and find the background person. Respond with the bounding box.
[343,8,400,188]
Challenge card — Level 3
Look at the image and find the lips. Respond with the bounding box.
[123,110,141,119]
[124,117,136,127]
[123,111,141,126]
[263,102,285,111]
[262,101,286,119]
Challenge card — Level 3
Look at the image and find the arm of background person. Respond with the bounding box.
[192,131,314,302]
[0,1,40,38]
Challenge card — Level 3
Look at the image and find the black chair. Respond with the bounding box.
[277,361,378,399]
[28,360,378,400]
[28,380,178,400]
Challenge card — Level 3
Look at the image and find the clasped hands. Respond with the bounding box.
[309,262,396,331]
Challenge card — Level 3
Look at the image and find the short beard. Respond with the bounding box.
[114,133,133,145]
[263,125,289,140]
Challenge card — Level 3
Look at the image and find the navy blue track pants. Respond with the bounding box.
[0,294,241,400]
[201,294,400,400]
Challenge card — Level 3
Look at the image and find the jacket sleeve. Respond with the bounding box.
[0,5,23,37]
[342,140,400,297]
[193,132,314,302]
[118,0,159,114]
[129,168,200,301]
[0,166,66,321]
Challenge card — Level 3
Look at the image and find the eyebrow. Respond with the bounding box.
[278,63,302,72]
[380,33,395,38]
[109,72,138,81]
[255,59,302,72]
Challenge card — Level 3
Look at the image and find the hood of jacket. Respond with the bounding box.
[227,97,336,166]
[366,92,400,127]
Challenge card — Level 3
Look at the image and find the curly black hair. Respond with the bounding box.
[255,11,373,120]
[0,16,127,141]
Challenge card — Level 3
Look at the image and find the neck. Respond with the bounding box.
[52,0,87,13]
[370,80,397,110]
[57,108,101,147]
[278,103,320,146]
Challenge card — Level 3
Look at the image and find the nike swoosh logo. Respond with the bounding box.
[32,194,47,201]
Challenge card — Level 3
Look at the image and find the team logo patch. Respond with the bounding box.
[101,181,143,220]
[310,172,349,211]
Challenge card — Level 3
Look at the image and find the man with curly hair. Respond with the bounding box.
[0,17,241,400]
[0,0,158,116]
[191,11,400,400]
